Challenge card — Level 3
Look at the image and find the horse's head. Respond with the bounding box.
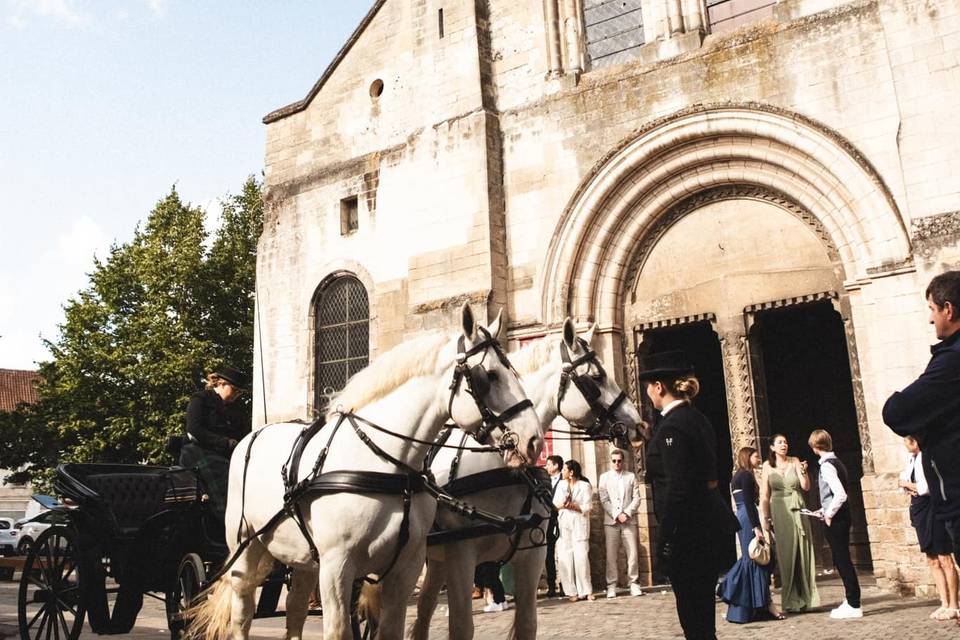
[446,304,543,468]
[556,318,643,449]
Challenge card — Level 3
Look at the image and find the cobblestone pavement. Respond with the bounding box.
[0,575,956,639]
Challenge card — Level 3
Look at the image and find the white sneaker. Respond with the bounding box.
[483,602,504,613]
[829,601,863,619]
[606,587,617,598]
[629,584,644,597]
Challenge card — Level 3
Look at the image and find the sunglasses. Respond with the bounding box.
[611,459,623,464]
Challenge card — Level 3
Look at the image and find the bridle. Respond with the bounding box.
[557,337,631,449]
[448,326,535,457]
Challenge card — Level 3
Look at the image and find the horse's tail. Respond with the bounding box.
[183,575,233,640]
[356,582,382,627]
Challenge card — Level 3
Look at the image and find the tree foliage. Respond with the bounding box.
[0,177,263,487]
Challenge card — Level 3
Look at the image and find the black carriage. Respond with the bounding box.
[17,463,287,640]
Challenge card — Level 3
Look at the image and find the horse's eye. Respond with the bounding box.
[487,371,499,381]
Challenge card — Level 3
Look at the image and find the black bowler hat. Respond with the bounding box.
[214,366,250,390]
[637,350,695,382]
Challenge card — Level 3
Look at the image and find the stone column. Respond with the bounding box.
[667,0,684,34]
[715,319,757,462]
[561,0,584,73]
[683,0,706,33]
[641,0,669,42]
[543,0,563,76]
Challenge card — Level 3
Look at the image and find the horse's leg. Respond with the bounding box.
[444,542,478,640]
[507,545,547,640]
[319,554,355,640]
[228,540,269,640]
[376,542,426,640]
[407,557,446,640]
[284,567,318,640]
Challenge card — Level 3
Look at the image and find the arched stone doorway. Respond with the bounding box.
[540,105,913,583]
[627,187,873,570]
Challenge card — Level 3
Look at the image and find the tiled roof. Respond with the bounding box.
[0,369,40,412]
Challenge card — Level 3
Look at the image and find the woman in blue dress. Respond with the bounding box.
[720,447,784,622]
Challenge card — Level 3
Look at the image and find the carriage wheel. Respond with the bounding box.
[18,526,86,640]
[166,553,205,640]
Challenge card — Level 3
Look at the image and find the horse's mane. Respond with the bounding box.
[509,335,559,376]
[329,331,451,413]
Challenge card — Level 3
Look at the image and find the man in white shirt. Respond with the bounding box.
[809,429,862,619]
[544,455,564,597]
[598,449,643,597]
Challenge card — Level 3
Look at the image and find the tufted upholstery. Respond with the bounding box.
[84,473,171,533]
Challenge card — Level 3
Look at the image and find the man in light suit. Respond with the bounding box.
[599,448,643,597]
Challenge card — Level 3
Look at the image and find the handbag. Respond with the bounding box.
[748,535,771,565]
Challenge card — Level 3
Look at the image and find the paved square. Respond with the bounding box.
[0,576,955,639]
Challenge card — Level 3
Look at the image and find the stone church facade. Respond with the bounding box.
[255,0,960,594]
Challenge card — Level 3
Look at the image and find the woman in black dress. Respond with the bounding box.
[643,350,732,640]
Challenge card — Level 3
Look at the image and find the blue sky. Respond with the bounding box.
[0,1,370,369]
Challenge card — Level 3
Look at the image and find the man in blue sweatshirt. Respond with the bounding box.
[883,271,960,565]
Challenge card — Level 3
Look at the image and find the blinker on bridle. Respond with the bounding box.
[558,337,630,447]
[448,326,533,452]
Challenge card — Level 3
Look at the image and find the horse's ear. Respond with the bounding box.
[582,323,596,347]
[488,308,503,339]
[461,303,477,342]
[562,317,576,350]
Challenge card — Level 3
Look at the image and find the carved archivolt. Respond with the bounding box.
[540,105,912,328]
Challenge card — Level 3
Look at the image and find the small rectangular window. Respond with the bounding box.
[438,8,444,39]
[340,196,359,236]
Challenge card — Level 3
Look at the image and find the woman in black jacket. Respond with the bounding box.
[643,350,732,640]
[179,366,251,540]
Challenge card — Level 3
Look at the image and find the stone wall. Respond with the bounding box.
[258,0,960,594]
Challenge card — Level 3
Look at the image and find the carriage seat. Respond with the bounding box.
[84,473,171,534]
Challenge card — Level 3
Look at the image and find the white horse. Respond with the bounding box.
[187,305,543,640]
[406,319,644,640]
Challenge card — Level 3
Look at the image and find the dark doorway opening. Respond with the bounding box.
[637,321,735,577]
[749,300,873,570]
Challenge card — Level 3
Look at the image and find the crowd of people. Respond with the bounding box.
[497,270,960,640]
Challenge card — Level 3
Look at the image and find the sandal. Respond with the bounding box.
[568,595,580,603]
[768,606,786,620]
[934,608,959,621]
[931,606,947,619]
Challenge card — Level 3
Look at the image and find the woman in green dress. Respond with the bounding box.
[760,433,820,613]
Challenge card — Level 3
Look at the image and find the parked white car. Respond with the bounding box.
[0,517,18,556]
[15,510,68,554]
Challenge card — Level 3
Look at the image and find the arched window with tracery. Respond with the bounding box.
[314,275,369,412]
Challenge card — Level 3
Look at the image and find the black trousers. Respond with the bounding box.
[943,515,960,567]
[824,511,861,608]
[546,515,559,593]
[668,565,717,640]
[475,562,505,604]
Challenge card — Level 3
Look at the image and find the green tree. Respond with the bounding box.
[0,177,263,487]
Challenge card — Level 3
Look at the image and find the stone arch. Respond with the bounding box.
[540,104,912,327]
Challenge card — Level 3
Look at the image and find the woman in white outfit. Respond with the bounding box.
[554,459,595,602]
